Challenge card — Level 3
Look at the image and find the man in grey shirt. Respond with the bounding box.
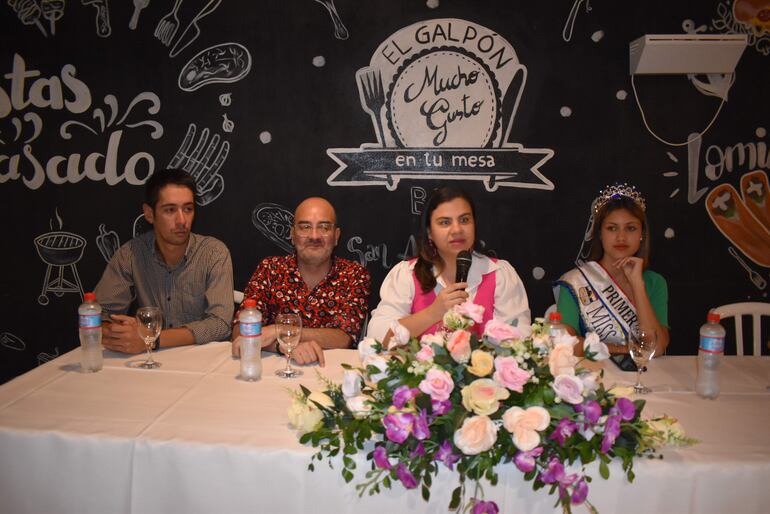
[95,169,234,353]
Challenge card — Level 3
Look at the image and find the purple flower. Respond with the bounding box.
[550,417,578,446]
[432,399,452,416]
[396,463,418,489]
[471,499,500,514]
[410,441,426,458]
[539,457,565,484]
[513,447,543,473]
[373,445,391,470]
[581,400,602,424]
[600,415,621,453]
[434,439,460,470]
[392,385,420,409]
[413,409,431,440]
[383,412,415,444]
[613,397,636,421]
[571,477,589,505]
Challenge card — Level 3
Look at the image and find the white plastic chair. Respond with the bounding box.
[544,304,557,320]
[233,290,244,304]
[714,302,770,356]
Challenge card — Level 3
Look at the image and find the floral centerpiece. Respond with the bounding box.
[287,303,695,513]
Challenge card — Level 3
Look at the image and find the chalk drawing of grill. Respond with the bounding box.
[34,231,86,305]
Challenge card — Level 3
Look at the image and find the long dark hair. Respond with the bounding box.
[587,196,651,268]
[414,186,478,293]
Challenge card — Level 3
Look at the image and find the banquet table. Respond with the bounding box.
[0,343,768,514]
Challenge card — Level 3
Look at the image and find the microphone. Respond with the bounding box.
[455,250,472,284]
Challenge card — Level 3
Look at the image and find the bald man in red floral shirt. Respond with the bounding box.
[232,197,371,366]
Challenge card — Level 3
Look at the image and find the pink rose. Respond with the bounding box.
[456,301,485,324]
[483,319,521,345]
[552,374,584,404]
[415,344,435,362]
[493,356,532,392]
[502,406,551,451]
[418,368,454,401]
[446,330,472,363]
[453,415,498,455]
[549,343,578,377]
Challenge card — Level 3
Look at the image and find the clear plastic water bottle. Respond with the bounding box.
[696,311,725,399]
[79,292,103,372]
[547,311,568,342]
[238,299,262,381]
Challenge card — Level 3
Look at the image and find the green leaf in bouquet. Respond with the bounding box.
[599,458,610,480]
[421,484,431,501]
[449,486,462,510]
[342,469,354,483]
[383,475,392,489]
[343,456,356,469]
[299,384,312,397]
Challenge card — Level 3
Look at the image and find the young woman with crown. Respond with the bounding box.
[553,184,669,356]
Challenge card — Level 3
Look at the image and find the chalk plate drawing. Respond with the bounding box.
[410,186,427,215]
[60,91,163,140]
[95,224,120,262]
[713,0,770,55]
[313,0,349,40]
[1,332,26,352]
[178,43,252,92]
[168,123,229,206]
[252,203,294,253]
[219,93,232,106]
[326,18,554,192]
[34,209,86,305]
[170,0,222,58]
[37,347,59,365]
[2,112,43,145]
[7,0,49,36]
[155,0,183,46]
[129,0,149,30]
[563,0,592,42]
[82,0,112,38]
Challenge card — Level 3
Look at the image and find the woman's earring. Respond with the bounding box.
[428,239,438,258]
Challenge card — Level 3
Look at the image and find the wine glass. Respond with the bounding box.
[627,329,657,394]
[136,306,162,369]
[275,313,302,378]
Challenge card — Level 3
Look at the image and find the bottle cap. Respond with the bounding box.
[244,299,256,308]
[549,311,562,321]
[84,292,96,302]
[707,312,721,323]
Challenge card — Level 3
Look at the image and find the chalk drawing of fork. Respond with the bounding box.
[168,123,230,206]
[356,68,386,147]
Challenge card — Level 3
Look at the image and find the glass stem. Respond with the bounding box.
[146,341,154,364]
[635,367,643,389]
[284,350,292,373]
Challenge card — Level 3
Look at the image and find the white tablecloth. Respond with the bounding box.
[0,344,768,514]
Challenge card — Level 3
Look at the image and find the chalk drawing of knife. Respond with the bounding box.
[729,246,767,290]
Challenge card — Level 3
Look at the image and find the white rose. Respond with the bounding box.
[549,343,578,377]
[287,397,323,434]
[578,371,601,395]
[358,337,378,361]
[583,332,610,361]
[552,374,584,404]
[388,321,412,350]
[345,395,373,419]
[419,332,445,348]
[342,370,362,398]
[363,354,389,383]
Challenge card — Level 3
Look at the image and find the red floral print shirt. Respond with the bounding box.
[235,254,371,342]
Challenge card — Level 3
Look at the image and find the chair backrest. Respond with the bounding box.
[233,290,244,305]
[713,302,770,356]
[544,303,557,320]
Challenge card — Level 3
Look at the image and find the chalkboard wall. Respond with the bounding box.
[2,0,769,383]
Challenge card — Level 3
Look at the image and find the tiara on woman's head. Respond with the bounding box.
[593,183,646,215]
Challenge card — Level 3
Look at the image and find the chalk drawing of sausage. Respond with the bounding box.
[178,42,252,92]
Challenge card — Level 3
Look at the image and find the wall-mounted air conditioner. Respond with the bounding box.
[629,34,748,75]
